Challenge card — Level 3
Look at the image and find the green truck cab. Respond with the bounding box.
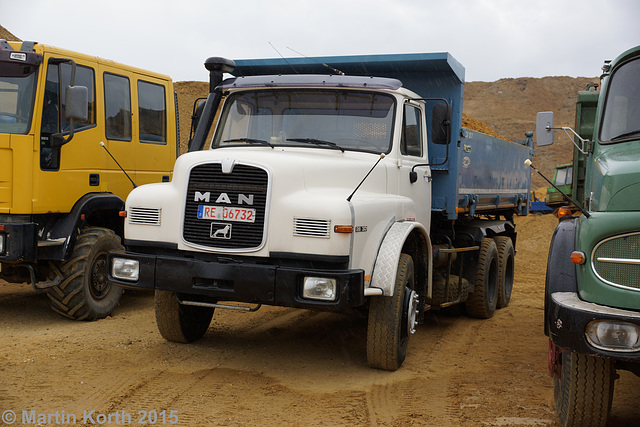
[538,45,640,426]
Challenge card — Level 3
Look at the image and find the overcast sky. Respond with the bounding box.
[3,0,639,82]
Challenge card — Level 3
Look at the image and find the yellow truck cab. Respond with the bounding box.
[0,40,178,319]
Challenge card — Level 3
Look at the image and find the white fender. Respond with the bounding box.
[369,221,429,296]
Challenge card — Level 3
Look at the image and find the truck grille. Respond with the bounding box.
[183,162,269,251]
[592,232,640,290]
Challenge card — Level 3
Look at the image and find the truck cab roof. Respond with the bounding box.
[220,74,403,91]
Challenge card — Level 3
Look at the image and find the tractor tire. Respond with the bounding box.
[367,253,416,371]
[465,238,499,319]
[155,290,214,343]
[553,350,614,427]
[47,227,124,320]
[494,236,515,308]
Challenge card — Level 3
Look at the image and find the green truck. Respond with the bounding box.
[537,45,640,426]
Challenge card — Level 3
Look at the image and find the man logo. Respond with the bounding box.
[194,192,254,205]
[211,223,232,239]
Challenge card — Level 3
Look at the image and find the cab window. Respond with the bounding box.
[41,62,95,135]
[104,73,131,141]
[138,80,166,144]
[401,104,423,157]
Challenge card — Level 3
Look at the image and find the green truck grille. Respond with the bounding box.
[592,232,640,290]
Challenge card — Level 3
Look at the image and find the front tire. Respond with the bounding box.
[465,238,499,318]
[47,227,124,320]
[155,290,214,343]
[553,349,614,427]
[367,253,416,371]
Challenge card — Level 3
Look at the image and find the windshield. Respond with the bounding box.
[599,57,640,143]
[0,72,37,134]
[212,89,396,154]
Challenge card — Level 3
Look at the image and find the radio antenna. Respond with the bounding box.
[287,46,345,75]
[269,42,298,74]
[100,142,137,188]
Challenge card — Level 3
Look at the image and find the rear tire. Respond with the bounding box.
[155,290,214,343]
[494,236,515,308]
[553,350,614,427]
[465,238,499,319]
[367,253,415,371]
[47,227,124,320]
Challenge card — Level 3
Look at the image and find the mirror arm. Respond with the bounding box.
[551,126,590,154]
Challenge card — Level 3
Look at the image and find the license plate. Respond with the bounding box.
[197,205,256,223]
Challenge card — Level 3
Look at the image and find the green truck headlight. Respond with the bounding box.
[586,320,640,352]
[111,257,140,282]
[303,277,337,301]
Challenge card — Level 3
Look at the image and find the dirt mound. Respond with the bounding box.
[463,76,600,187]
[462,113,510,140]
[174,81,209,153]
[0,24,19,41]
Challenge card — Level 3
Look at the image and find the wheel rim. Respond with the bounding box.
[89,253,111,300]
[404,288,419,338]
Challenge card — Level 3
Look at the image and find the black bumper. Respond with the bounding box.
[0,222,36,262]
[107,251,365,311]
[547,291,640,362]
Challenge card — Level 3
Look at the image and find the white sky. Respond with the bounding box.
[3,0,639,82]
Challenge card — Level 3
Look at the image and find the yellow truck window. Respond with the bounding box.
[138,80,166,144]
[104,72,131,141]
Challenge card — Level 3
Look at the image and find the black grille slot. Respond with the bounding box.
[183,163,268,250]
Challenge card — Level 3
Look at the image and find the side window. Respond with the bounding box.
[41,62,96,135]
[401,104,423,157]
[138,80,166,144]
[40,62,95,171]
[104,73,131,141]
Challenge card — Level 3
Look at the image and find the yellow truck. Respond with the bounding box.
[0,40,178,319]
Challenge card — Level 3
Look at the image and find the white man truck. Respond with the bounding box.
[108,53,532,370]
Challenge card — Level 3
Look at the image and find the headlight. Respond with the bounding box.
[0,234,4,254]
[303,277,337,301]
[111,258,140,282]
[586,320,640,352]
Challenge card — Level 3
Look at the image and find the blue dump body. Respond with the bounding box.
[233,53,532,220]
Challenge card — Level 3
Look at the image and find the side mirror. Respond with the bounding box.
[536,111,555,146]
[65,85,88,121]
[188,97,208,150]
[431,103,452,145]
[49,85,88,148]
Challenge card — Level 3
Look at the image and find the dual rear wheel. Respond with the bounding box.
[466,236,515,319]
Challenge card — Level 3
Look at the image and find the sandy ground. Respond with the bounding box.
[2,214,640,427]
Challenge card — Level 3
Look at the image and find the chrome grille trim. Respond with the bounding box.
[129,207,161,225]
[592,232,640,291]
[293,217,331,238]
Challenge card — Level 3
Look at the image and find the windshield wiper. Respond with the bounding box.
[286,138,344,152]
[223,138,274,147]
[610,129,640,141]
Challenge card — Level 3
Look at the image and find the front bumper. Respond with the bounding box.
[107,251,365,311]
[547,291,640,361]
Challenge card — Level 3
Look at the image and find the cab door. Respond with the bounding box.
[397,102,431,227]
